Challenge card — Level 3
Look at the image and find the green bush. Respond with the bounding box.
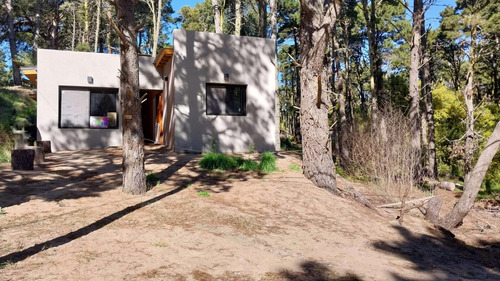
[239,159,259,171]
[199,152,239,170]
[259,152,278,174]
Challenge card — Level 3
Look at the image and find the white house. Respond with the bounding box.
[35,29,276,153]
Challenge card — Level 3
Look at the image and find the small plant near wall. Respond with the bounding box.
[248,142,256,154]
[199,151,278,174]
[259,152,279,174]
[211,137,217,153]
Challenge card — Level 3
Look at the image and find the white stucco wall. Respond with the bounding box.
[172,30,276,153]
[37,49,162,151]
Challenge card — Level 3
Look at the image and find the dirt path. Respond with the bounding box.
[1,147,499,280]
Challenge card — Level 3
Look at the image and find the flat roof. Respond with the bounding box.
[20,66,37,86]
[154,48,174,68]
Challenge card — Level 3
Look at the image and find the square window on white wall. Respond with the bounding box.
[60,89,90,128]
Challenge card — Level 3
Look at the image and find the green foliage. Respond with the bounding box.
[258,152,279,174]
[211,137,217,153]
[248,142,256,154]
[239,159,259,171]
[197,190,210,197]
[146,173,160,188]
[0,87,37,162]
[289,163,301,171]
[199,152,239,170]
[0,50,11,86]
[280,137,300,151]
[75,43,91,52]
[199,151,278,174]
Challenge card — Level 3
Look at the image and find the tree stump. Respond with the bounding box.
[37,140,52,153]
[26,146,45,164]
[11,149,35,170]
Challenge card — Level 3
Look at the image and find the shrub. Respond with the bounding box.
[259,152,278,174]
[199,152,239,170]
[346,107,418,203]
[239,159,259,171]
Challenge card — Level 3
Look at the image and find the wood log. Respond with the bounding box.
[11,149,35,170]
[37,140,51,153]
[26,146,44,164]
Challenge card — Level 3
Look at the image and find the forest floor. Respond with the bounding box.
[0,146,499,281]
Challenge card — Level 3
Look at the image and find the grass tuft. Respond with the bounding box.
[239,159,259,171]
[289,163,301,171]
[259,152,278,174]
[197,190,210,197]
[199,152,239,170]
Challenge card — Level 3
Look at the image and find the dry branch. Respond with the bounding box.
[377,196,434,208]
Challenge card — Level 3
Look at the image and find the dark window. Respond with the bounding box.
[59,87,118,129]
[206,83,246,116]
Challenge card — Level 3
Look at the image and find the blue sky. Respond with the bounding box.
[170,0,450,30]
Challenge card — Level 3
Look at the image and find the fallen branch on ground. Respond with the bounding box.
[377,196,435,209]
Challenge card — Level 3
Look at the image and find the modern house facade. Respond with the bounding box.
[36,29,276,153]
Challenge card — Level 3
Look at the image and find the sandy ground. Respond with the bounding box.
[0,146,499,281]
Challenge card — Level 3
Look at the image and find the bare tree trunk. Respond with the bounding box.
[106,3,112,53]
[427,121,500,230]
[361,0,384,134]
[94,0,102,52]
[72,6,76,51]
[212,0,222,33]
[112,0,146,194]
[34,0,42,51]
[234,0,241,35]
[270,0,279,151]
[300,0,342,194]
[293,32,301,143]
[145,0,162,55]
[83,0,89,44]
[49,9,58,49]
[334,35,349,166]
[409,0,423,181]
[5,0,22,85]
[153,0,162,55]
[258,0,267,38]
[421,18,437,179]
[463,26,477,183]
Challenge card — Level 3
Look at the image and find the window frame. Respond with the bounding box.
[58,86,119,129]
[206,83,247,116]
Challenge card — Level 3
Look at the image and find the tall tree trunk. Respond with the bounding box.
[293,31,301,143]
[94,0,102,52]
[258,0,267,37]
[234,0,241,35]
[300,0,342,194]
[421,18,437,179]
[334,35,349,166]
[113,0,146,194]
[270,0,279,151]
[463,25,477,182]
[34,0,42,51]
[427,121,500,230]
[106,3,112,53]
[49,7,58,49]
[409,0,422,181]
[212,0,222,33]
[72,6,76,51]
[153,0,162,55]
[5,0,22,85]
[361,0,383,134]
[83,0,89,44]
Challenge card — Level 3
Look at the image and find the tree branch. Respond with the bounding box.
[106,8,128,44]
